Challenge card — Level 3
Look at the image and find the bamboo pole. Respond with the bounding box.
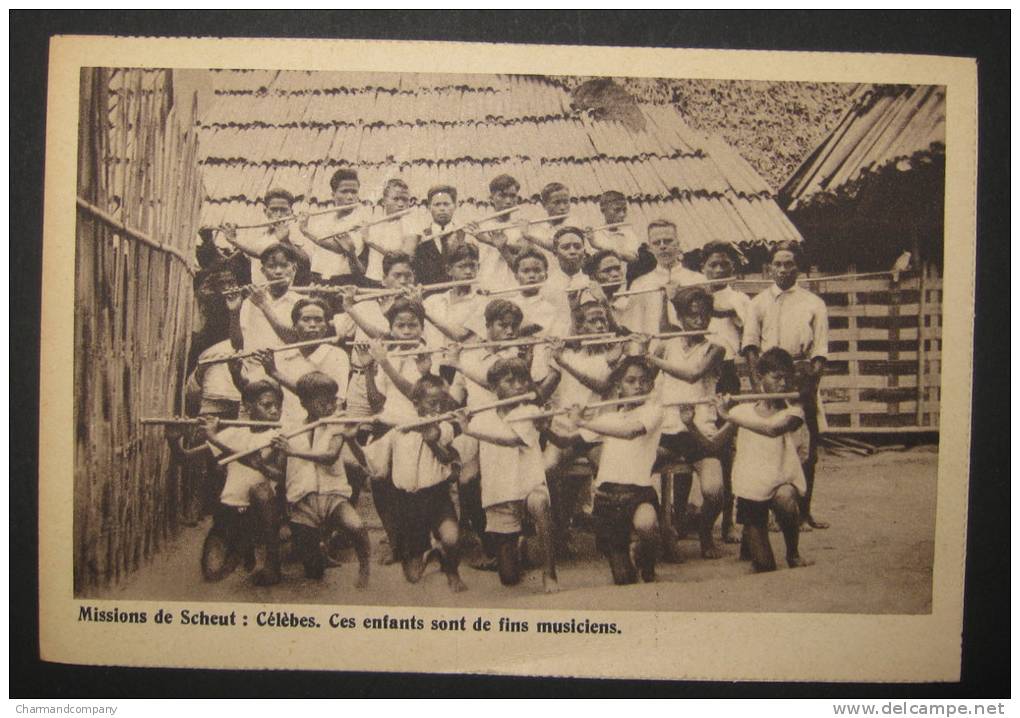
[395,391,539,431]
[217,419,324,466]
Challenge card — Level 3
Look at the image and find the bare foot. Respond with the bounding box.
[806,516,830,530]
[700,542,725,560]
[799,522,814,533]
[722,527,741,544]
[542,572,560,594]
[355,567,370,589]
[446,573,468,593]
[786,555,814,568]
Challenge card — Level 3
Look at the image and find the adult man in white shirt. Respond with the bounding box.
[617,219,707,335]
[742,240,829,530]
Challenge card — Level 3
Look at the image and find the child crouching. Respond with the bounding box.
[272,371,371,588]
[566,356,664,585]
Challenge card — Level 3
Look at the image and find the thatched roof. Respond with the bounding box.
[779,84,945,211]
[196,70,801,250]
[777,84,946,270]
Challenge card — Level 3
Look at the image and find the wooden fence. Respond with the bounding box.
[74,68,203,592]
[736,264,942,433]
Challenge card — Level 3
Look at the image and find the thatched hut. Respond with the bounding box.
[195,70,801,257]
[779,84,946,272]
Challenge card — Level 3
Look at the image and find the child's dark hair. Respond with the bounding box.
[486,357,533,389]
[382,251,414,278]
[768,240,804,266]
[552,226,584,248]
[511,247,548,273]
[295,371,339,402]
[446,242,479,266]
[259,241,299,266]
[242,379,283,406]
[647,218,677,235]
[672,286,713,317]
[700,240,741,269]
[427,184,457,204]
[583,249,620,278]
[385,297,425,325]
[264,187,295,205]
[382,178,409,196]
[571,299,615,334]
[484,299,523,328]
[330,168,359,192]
[291,297,331,324]
[598,190,626,207]
[756,347,795,377]
[540,182,569,204]
[410,374,452,406]
[489,174,520,195]
[607,355,659,387]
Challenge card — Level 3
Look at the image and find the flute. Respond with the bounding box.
[475,214,570,234]
[478,282,547,296]
[290,284,392,296]
[221,278,290,296]
[578,330,713,347]
[196,336,338,366]
[213,205,339,232]
[463,332,616,352]
[317,207,415,242]
[507,393,654,422]
[319,415,390,425]
[142,418,282,428]
[589,221,631,233]
[395,391,539,432]
[217,419,323,466]
[358,278,478,300]
[429,207,521,241]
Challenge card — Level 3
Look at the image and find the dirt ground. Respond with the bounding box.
[90,448,937,615]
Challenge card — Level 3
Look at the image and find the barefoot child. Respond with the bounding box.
[648,286,727,560]
[691,348,812,573]
[273,371,371,587]
[457,358,559,592]
[381,375,468,592]
[173,380,286,585]
[566,356,663,585]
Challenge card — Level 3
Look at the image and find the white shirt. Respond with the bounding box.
[591,225,642,260]
[550,348,612,442]
[374,353,427,423]
[365,214,414,282]
[192,340,242,403]
[708,286,751,360]
[657,338,720,434]
[743,284,829,361]
[423,289,485,365]
[304,206,367,278]
[542,265,589,320]
[730,403,807,501]
[594,402,665,489]
[285,424,351,503]
[390,422,456,492]
[274,344,351,424]
[618,263,707,335]
[455,347,517,407]
[471,405,547,508]
[239,290,300,351]
[209,428,271,508]
[527,214,584,266]
[474,225,522,292]
[332,299,389,370]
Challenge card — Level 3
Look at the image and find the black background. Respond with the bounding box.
[10,10,1009,698]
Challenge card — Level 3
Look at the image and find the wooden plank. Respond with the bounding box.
[828,303,921,318]
[846,273,860,429]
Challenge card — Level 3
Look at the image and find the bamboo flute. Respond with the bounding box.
[359,278,478,299]
[142,418,282,428]
[479,282,548,296]
[196,336,337,366]
[395,391,539,432]
[217,419,324,466]
[508,391,801,421]
[589,221,631,232]
[222,278,290,296]
[475,213,570,234]
[318,207,415,242]
[430,207,520,241]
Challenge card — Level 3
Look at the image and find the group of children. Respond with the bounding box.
[178,167,830,593]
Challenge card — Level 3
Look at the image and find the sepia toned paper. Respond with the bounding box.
[39,35,977,682]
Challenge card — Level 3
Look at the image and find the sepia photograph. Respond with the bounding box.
[36,35,978,681]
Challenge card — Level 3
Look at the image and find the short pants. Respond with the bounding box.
[659,431,711,464]
[289,493,348,530]
[484,485,550,535]
[593,482,659,554]
[391,481,457,561]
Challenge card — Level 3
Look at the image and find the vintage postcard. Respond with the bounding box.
[39,35,977,681]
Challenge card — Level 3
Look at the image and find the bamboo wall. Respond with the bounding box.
[74,68,203,592]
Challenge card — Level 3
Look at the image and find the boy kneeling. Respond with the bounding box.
[273,371,371,588]
[566,357,663,585]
